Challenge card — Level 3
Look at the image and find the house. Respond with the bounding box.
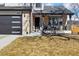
[0,3,74,35]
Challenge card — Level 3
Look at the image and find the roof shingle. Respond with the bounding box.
[33,6,74,15]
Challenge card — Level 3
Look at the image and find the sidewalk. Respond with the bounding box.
[0,35,18,50]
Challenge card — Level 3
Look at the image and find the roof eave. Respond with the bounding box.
[33,13,74,15]
[0,7,31,11]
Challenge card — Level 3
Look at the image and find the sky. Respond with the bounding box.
[52,3,63,6]
[46,3,63,6]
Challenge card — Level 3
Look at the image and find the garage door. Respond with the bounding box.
[0,15,22,35]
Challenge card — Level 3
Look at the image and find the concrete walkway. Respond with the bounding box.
[25,32,41,36]
[0,35,18,50]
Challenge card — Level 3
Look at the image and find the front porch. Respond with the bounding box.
[31,14,72,35]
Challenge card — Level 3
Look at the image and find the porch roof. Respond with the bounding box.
[32,6,74,15]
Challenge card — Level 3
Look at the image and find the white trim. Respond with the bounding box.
[22,14,24,35]
[11,31,20,33]
[11,16,21,18]
[11,21,21,23]
[34,15,41,17]
[48,15,62,16]
[44,30,71,34]
[33,3,44,10]
[56,30,71,34]
[11,26,21,28]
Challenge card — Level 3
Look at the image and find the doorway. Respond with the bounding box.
[35,17,40,30]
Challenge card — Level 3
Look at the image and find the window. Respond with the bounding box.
[0,3,4,7]
[48,16,62,27]
[36,3,42,8]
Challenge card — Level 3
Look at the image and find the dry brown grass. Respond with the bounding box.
[0,36,79,56]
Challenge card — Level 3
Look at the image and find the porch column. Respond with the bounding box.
[30,12,33,33]
[40,15,43,31]
[40,10,43,31]
[69,15,72,30]
[66,15,70,30]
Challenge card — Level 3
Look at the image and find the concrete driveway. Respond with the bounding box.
[0,35,18,50]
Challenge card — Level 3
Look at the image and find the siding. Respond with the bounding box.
[0,11,22,15]
[22,12,30,35]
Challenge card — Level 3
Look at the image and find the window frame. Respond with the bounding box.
[35,3,42,8]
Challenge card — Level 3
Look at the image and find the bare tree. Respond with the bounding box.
[70,3,79,20]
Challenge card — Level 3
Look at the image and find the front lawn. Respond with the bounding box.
[0,36,79,56]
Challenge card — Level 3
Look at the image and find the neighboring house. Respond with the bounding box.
[0,3,74,35]
[67,21,79,34]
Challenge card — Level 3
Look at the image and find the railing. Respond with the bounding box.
[42,24,71,35]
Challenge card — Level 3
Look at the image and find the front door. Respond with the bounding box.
[35,17,40,31]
